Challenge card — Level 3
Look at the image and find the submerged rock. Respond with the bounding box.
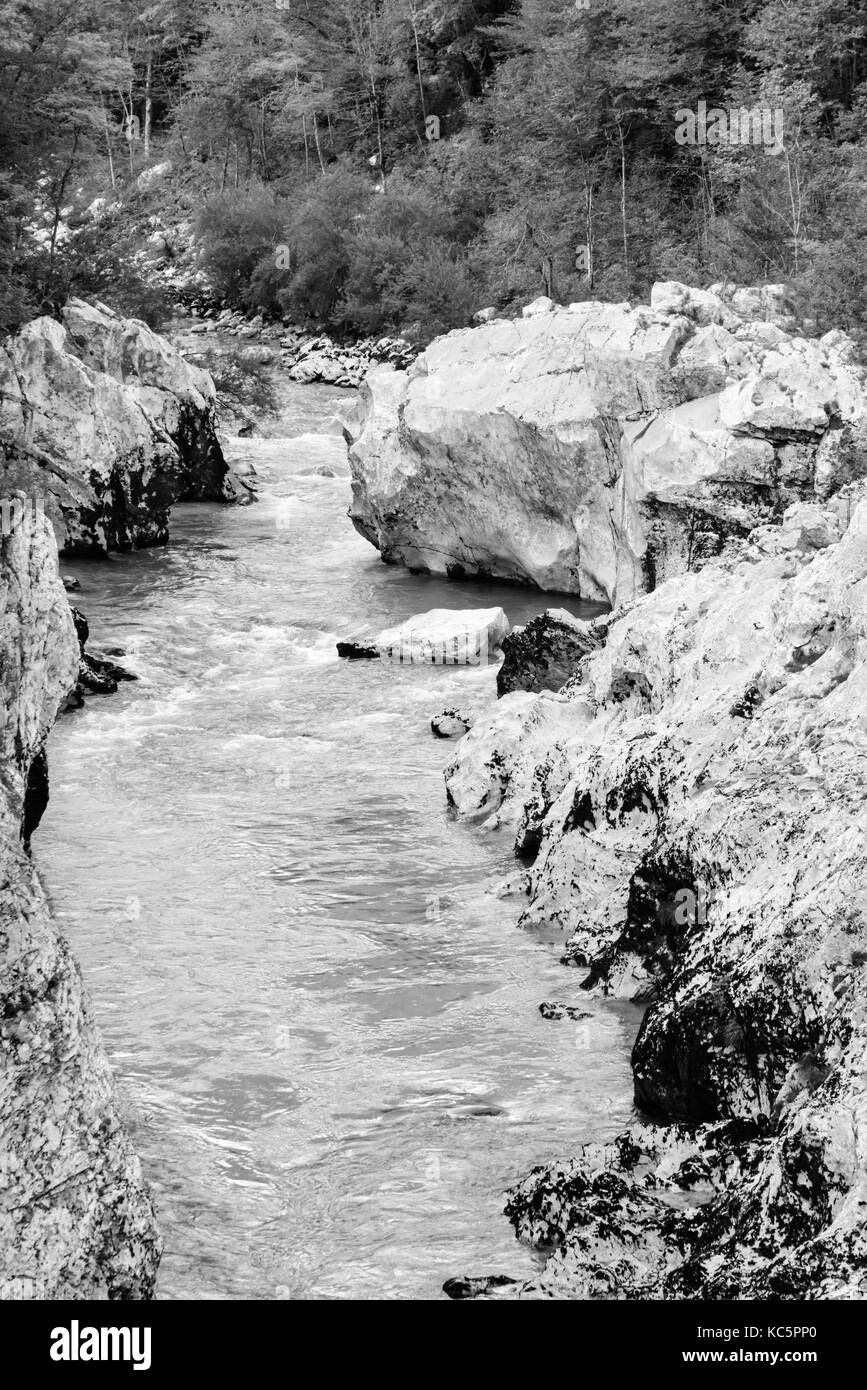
[336,639,379,660]
[346,282,867,605]
[0,298,252,555]
[538,1001,592,1021]
[0,508,159,1297]
[442,1274,521,1300]
[443,491,867,1298]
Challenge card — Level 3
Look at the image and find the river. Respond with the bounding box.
[37,377,637,1300]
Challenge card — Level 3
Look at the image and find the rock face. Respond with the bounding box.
[0,298,250,555]
[0,509,160,1298]
[346,282,867,605]
[443,488,867,1298]
[338,606,509,666]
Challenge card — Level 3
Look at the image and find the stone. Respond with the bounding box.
[336,640,379,660]
[431,709,474,738]
[135,160,173,192]
[0,299,251,554]
[375,607,509,666]
[538,1002,592,1021]
[498,609,608,696]
[522,296,556,317]
[345,283,867,605]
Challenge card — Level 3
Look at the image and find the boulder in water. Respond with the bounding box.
[431,709,474,738]
[497,609,609,696]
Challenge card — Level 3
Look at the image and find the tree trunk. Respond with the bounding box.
[49,130,80,265]
[373,93,386,191]
[312,110,326,173]
[409,5,427,121]
[582,166,594,290]
[220,136,230,192]
[102,99,116,191]
[143,55,153,161]
[614,111,629,280]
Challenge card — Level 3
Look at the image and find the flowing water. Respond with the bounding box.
[37,378,638,1300]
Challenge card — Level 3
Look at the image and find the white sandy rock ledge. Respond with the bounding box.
[346,281,867,606]
[442,490,867,1299]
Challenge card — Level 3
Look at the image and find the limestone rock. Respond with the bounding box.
[443,499,867,1298]
[0,509,159,1298]
[375,607,509,666]
[346,283,867,604]
[0,299,251,555]
[431,709,474,738]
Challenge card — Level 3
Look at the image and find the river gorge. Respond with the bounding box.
[3,285,867,1303]
[34,374,634,1300]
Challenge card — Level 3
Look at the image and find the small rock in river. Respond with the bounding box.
[336,640,379,660]
[538,1001,592,1021]
[442,1275,521,1300]
[431,709,473,738]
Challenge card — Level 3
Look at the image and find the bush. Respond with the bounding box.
[195,186,289,304]
[339,174,476,339]
[193,345,280,420]
[277,163,370,323]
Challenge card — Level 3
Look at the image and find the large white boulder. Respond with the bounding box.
[347,283,867,605]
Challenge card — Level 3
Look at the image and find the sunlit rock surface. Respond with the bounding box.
[0,298,250,555]
[347,282,867,605]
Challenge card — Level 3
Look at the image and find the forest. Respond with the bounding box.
[2,0,867,343]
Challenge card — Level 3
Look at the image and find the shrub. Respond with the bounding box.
[339,174,476,339]
[195,186,289,303]
[193,345,280,420]
[276,163,370,323]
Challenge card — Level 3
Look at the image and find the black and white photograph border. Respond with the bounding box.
[0,0,865,1355]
